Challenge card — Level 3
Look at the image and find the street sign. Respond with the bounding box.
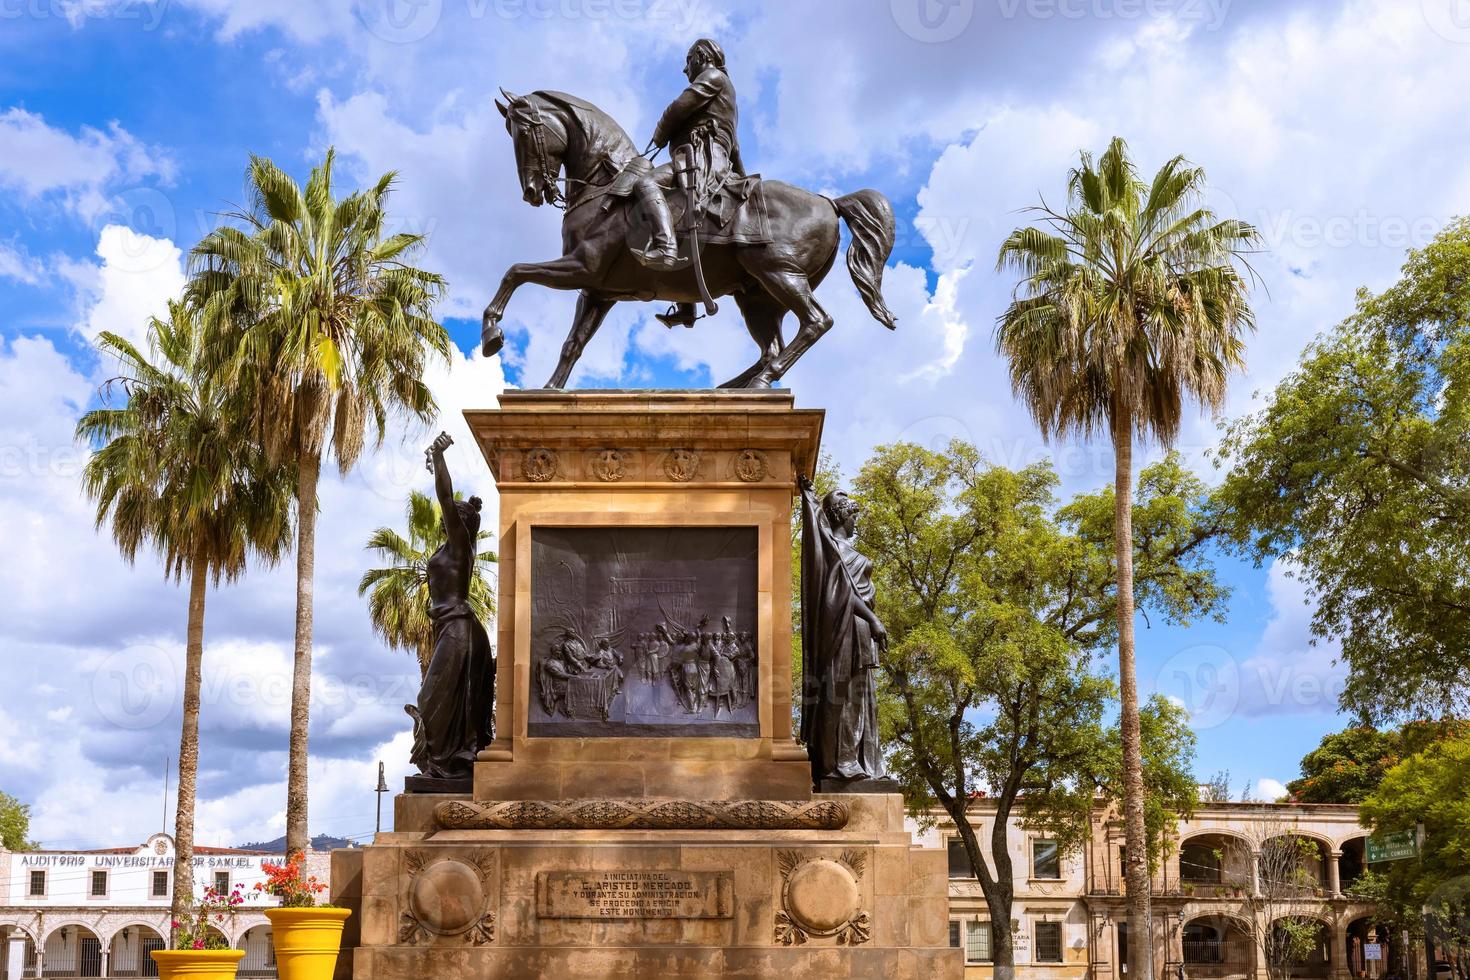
[1364,944,1383,961]
[1366,830,1418,863]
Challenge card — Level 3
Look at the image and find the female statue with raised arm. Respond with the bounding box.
[798,475,891,789]
[405,432,495,780]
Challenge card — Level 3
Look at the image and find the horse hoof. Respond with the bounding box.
[481,318,505,358]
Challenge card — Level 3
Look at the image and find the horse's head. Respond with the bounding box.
[495,88,567,208]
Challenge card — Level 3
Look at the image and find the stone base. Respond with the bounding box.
[332,793,962,980]
[403,774,472,794]
[817,776,903,794]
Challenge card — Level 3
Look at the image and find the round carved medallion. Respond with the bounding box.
[521,447,558,482]
[664,448,700,482]
[409,859,485,935]
[590,449,626,482]
[783,859,859,935]
[734,449,767,483]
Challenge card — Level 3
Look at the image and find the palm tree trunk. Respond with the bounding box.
[1114,408,1153,980]
[285,449,320,859]
[170,549,208,944]
[419,635,432,681]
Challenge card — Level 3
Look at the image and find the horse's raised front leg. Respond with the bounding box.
[545,292,615,389]
[481,252,602,357]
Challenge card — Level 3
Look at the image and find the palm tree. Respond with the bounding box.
[77,300,293,938]
[995,136,1259,980]
[190,149,449,857]
[359,490,497,679]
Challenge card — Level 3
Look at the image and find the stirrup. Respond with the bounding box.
[656,305,700,329]
[635,240,681,271]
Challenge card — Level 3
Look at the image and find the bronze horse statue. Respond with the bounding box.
[482,89,898,389]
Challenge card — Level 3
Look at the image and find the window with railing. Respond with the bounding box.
[90,870,108,898]
[27,870,45,897]
[151,870,169,898]
[966,921,993,963]
[1036,921,1064,962]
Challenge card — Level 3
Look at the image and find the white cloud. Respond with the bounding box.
[0,108,173,218]
[75,225,187,347]
[1255,777,1289,802]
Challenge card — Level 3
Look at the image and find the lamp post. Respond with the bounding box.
[374,761,389,836]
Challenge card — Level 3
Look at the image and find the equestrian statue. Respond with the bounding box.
[481,38,899,389]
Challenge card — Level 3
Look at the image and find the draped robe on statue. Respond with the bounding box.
[799,484,886,784]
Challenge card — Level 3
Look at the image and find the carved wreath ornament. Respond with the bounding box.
[398,850,496,946]
[590,448,626,482]
[774,849,871,947]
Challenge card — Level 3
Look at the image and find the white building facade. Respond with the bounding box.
[0,834,331,980]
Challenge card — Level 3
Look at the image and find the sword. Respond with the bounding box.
[673,144,718,317]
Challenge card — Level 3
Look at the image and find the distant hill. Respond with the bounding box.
[235,834,358,852]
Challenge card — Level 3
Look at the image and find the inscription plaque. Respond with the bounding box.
[535,870,734,919]
[530,526,759,737]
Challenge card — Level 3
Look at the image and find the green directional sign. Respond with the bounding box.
[1366,830,1418,864]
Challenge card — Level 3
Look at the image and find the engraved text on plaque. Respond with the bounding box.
[535,869,734,919]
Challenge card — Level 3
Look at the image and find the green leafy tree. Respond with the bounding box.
[1284,722,1464,804]
[190,150,449,856]
[995,136,1259,979]
[1216,217,1470,722]
[0,791,36,850]
[1359,729,1470,973]
[359,490,498,678]
[76,301,293,934]
[855,440,1215,980]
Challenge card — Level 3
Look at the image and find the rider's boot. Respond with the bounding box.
[656,303,698,328]
[632,178,681,270]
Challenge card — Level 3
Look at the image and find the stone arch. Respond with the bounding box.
[1,923,41,980]
[1182,913,1256,976]
[103,924,165,979]
[1178,831,1255,893]
[1345,915,1398,978]
[1268,914,1334,979]
[236,925,275,978]
[39,922,105,978]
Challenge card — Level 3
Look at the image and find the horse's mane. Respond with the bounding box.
[533,90,637,165]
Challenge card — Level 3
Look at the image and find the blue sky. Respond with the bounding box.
[2,0,1466,848]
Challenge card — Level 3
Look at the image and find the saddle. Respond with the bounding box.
[600,155,772,247]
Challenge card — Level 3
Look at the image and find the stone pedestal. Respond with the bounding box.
[332,391,962,979]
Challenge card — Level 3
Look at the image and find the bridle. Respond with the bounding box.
[502,89,588,211]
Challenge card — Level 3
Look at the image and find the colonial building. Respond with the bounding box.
[921,799,1417,980]
[0,834,331,980]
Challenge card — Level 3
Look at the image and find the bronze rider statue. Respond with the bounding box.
[631,38,745,329]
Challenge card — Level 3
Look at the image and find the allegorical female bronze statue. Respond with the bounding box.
[405,432,495,781]
[798,476,892,790]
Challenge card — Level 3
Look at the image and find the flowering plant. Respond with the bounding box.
[255,852,329,908]
[173,885,244,950]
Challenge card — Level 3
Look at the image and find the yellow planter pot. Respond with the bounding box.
[150,949,245,980]
[264,906,352,980]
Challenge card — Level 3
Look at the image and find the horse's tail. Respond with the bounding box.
[833,189,898,329]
